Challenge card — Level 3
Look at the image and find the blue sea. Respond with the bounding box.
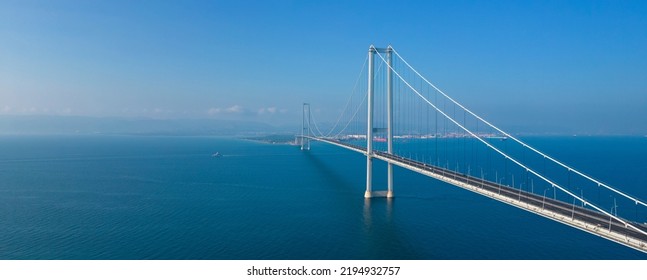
[0,135,646,259]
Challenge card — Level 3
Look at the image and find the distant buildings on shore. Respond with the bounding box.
[337,133,504,141]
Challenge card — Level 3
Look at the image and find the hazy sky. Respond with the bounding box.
[1,1,646,133]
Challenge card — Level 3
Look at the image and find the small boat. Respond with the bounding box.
[211,152,222,158]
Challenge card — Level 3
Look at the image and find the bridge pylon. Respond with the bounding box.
[365,45,394,199]
[301,103,311,150]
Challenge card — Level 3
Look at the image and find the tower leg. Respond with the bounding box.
[365,46,375,198]
[386,46,394,198]
[365,156,373,198]
[387,164,393,198]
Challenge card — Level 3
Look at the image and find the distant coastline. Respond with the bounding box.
[242,134,299,145]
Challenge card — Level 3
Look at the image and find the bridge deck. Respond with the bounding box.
[306,136,647,253]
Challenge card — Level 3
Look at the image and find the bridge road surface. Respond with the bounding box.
[314,138,647,248]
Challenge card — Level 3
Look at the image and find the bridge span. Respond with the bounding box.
[305,136,647,254]
[298,45,647,254]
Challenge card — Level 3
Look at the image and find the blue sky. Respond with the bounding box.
[1,0,646,133]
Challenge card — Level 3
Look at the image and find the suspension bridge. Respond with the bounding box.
[298,45,647,254]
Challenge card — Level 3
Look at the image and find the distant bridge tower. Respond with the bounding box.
[365,45,394,199]
[301,103,311,150]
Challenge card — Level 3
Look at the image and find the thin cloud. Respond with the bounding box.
[208,105,245,115]
[258,107,284,115]
[226,105,243,113]
[207,107,222,115]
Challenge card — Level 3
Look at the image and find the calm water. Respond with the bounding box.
[0,135,646,259]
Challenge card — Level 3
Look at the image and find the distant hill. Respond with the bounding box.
[0,115,295,136]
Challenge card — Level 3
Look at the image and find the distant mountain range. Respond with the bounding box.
[0,115,297,136]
